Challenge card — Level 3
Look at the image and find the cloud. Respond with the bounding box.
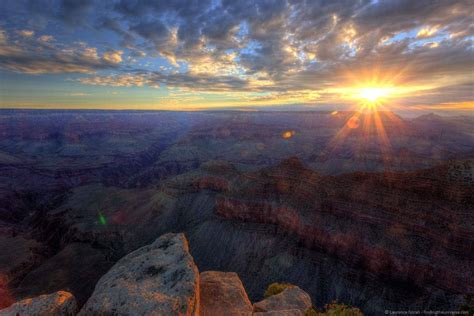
[0,29,120,74]
[417,26,439,38]
[423,42,439,48]
[0,29,6,44]
[0,0,472,109]
[102,50,123,64]
[57,0,94,25]
[129,20,169,45]
[97,16,135,48]
[38,35,54,42]
[17,30,34,37]
[78,70,250,92]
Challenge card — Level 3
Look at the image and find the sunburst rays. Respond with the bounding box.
[322,67,411,172]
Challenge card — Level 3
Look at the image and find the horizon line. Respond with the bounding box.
[1,107,473,118]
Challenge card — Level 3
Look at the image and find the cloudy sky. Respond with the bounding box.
[0,0,472,112]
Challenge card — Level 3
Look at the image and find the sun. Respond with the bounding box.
[357,87,392,103]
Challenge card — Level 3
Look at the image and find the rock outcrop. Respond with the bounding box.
[78,233,200,316]
[0,232,342,316]
[253,287,312,315]
[0,291,77,316]
[200,271,253,316]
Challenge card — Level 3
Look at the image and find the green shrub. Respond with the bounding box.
[324,301,364,316]
[304,302,364,316]
[263,282,294,298]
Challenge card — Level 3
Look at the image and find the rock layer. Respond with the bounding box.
[214,158,474,296]
[0,291,77,316]
[78,233,200,316]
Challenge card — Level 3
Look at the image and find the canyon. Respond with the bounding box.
[0,110,472,315]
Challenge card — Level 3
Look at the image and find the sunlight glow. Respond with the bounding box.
[321,69,414,172]
[357,87,393,103]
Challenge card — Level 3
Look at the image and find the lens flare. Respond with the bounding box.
[346,116,360,129]
[98,212,107,225]
[282,130,296,139]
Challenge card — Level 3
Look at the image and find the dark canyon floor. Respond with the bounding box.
[0,109,473,315]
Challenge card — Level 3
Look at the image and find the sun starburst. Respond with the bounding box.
[322,69,412,172]
[357,87,393,103]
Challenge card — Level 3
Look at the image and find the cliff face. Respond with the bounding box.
[213,158,473,296]
[1,233,319,316]
[3,159,471,315]
[177,158,472,314]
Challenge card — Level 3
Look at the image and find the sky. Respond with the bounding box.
[0,0,473,112]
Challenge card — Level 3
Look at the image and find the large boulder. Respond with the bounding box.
[200,271,252,316]
[79,233,200,316]
[253,286,312,315]
[0,291,77,316]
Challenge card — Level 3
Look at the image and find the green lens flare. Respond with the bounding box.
[98,212,107,226]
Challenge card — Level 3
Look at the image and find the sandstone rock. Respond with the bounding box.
[79,233,199,316]
[253,287,312,314]
[0,291,77,316]
[200,271,252,316]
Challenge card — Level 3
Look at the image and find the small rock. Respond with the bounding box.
[0,291,77,316]
[79,233,199,316]
[200,271,253,316]
[253,287,312,314]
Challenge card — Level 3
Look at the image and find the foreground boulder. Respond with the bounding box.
[0,291,77,316]
[253,286,312,315]
[79,233,199,316]
[200,271,252,316]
